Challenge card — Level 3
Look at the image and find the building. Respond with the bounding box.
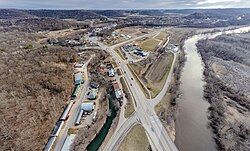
[74,72,83,85]
[112,82,123,99]
[87,89,98,100]
[108,68,115,77]
[121,44,135,52]
[134,49,148,57]
[81,102,95,112]
[115,90,123,99]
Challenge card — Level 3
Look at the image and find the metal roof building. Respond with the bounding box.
[74,72,83,85]
[81,102,94,112]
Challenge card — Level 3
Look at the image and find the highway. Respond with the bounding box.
[88,30,178,151]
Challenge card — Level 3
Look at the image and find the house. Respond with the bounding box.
[108,68,115,77]
[81,102,95,112]
[112,82,123,99]
[115,90,123,99]
[74,72,83,85]
[87,89,98,100]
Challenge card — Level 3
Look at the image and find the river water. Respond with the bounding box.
[175,26,250,151]
[86,98,118,151]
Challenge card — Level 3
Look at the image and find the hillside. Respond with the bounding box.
[0,31,78,150]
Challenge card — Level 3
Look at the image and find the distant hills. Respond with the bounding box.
[1,8,250,20]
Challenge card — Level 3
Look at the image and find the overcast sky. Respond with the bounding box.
[0,0,250,9]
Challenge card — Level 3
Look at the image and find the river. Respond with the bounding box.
[175,26,250,151]
[86,98,118,151]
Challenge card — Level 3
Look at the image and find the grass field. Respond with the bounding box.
[139,38,160,51]
[146,52,174,98]
[155,31,169,41]
[118,124,150,151]
[120,77,135,118]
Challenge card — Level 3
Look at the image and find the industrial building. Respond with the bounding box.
[81,102,95,112]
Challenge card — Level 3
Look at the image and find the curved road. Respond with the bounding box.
[88,30,178,151]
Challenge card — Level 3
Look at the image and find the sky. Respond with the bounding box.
[0,0,250,9]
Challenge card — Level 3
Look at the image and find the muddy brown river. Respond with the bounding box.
[175,26,250,151]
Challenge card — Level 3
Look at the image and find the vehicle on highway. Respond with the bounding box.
[130,83,132,86]
[131,77,133,80]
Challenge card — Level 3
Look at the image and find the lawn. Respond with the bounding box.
[118,124,150,151]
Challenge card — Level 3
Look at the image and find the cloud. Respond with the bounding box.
[197,0,241,5]
[0,0,249,9]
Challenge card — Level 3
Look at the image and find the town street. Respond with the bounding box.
[54,57,92,151]
[88,30,178,151]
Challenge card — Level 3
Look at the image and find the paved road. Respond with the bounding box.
[88,30,178,151]
[54,57,92,151]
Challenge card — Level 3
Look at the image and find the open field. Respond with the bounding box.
[154,31,170,41]
[120,77,135,118]
[129,52,174,98]
[118,124,150,151]
[138,37,160,51]
[103,26,145,46]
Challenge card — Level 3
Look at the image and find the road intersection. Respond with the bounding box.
[88,30,178,151]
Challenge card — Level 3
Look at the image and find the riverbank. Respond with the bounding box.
[197,32,250,150]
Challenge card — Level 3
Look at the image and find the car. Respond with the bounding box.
[130,83,132,86]
[131,78,133,80]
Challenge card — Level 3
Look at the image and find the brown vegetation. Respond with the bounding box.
[118,124,150,151]
[0,37,78,150]
[197,33,250,150]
